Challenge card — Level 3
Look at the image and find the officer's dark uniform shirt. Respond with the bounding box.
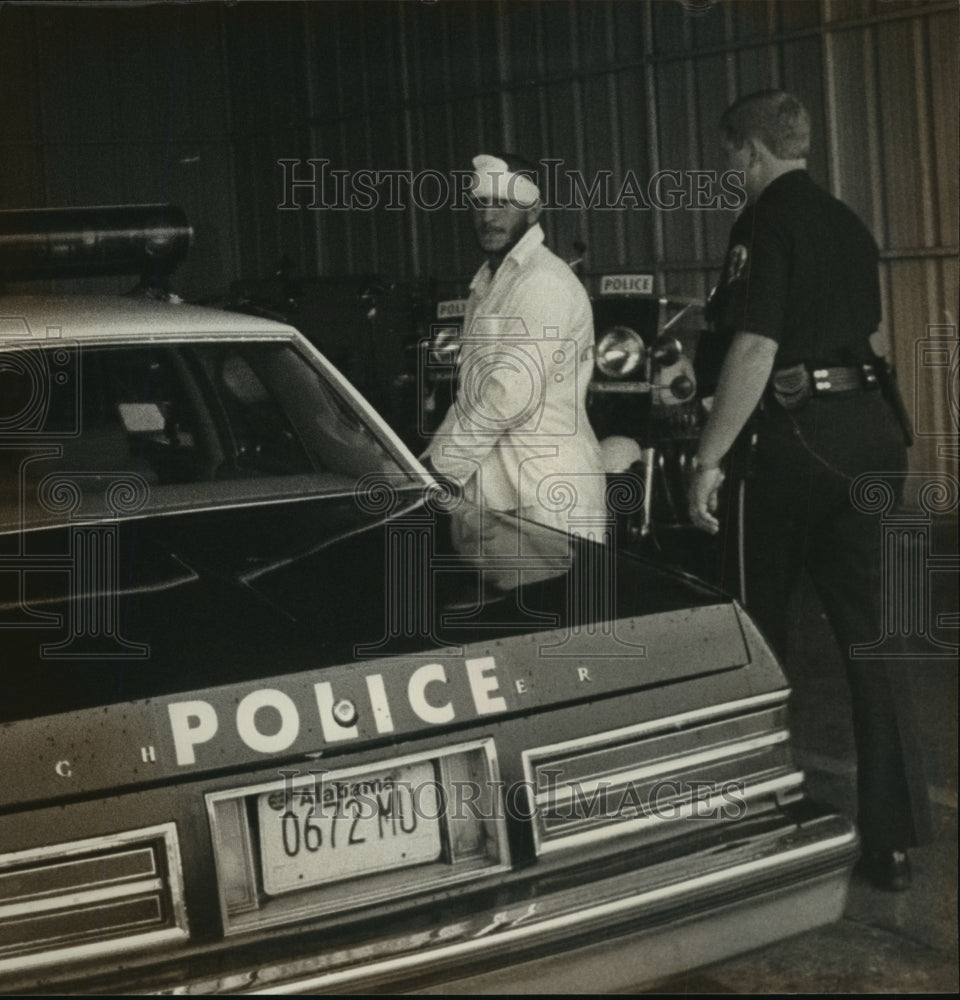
[700,168,926,856]
[709,169,881,368]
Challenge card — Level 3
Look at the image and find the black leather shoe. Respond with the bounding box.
[857,849,912,891]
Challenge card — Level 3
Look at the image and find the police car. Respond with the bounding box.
[0,209,856,993]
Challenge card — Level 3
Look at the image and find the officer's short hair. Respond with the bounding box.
[720,90,811,160]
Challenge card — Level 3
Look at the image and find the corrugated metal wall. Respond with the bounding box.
[1,3,239,297]
[1,0,956,473]
[229,0,959,477]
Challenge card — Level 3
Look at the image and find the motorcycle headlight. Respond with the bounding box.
[596,326,645,378]
[426,326,461,366]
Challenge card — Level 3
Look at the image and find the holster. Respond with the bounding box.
[874,356,915,447]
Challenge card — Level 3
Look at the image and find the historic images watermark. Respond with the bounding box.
[849,472,959,659]
[267,769,749,826]
[429,317,582,439]
[848,323,960,659]
[0,314,150,658]
[277,158,747,213]
[913,323,960,464]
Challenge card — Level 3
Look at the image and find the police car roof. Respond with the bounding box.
[0,294,297,343]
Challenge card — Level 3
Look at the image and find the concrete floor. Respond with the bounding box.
[650,517,958,994]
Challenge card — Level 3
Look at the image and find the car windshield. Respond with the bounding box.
[0,337,418,531]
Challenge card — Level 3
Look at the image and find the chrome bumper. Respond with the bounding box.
[163,811,857,995]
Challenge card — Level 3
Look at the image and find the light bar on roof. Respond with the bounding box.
[0,204,192,280]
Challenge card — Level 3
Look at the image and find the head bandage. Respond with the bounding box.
[471,154,541,208]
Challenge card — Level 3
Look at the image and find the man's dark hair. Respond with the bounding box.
[720,90,811,160]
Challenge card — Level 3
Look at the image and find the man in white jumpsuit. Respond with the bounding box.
[423,153,607,545]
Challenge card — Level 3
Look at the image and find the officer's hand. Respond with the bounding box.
[687,465,725,534]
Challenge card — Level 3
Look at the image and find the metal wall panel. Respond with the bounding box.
[1,0,955,472]
[224,3,310,132]
[657,56,699,265]
[928,11,960,252]
[270,0,955,474]
[0,10,42,149]
[615,64,659,268]
[580,73,622,269]
[877,21,929,250]
[886,258,944,463]
[1,4,238,300]
[226,4,314,283]
[825,25,877,226]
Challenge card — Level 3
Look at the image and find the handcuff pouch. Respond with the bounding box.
[770,363,812,410]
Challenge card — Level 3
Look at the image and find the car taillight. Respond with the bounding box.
[522,691,804,855]
[0,823,188,974]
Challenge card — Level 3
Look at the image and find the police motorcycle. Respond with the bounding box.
[409,287,468,444]
[411,271,723,568]
[585,273,708,547]
[585,273,757,594]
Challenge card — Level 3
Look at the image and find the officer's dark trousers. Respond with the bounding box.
[732,391,926,852]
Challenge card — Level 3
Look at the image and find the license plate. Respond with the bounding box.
[257,761,442,896]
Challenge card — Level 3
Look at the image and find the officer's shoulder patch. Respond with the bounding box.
[726,244,749,283]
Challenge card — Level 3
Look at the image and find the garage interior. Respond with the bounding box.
[1,0,957,992]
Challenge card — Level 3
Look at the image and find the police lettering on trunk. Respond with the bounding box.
[167,656,508,766]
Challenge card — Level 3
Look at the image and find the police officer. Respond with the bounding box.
[688,90,927,890]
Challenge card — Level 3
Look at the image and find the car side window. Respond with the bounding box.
[111,347,222,484]
[246,343,398,478]
[206,349,316,478]
[0,346,197,489]
[23,345,222,486]
[2,336,416,532]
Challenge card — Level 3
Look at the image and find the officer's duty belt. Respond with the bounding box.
[808,362,878,393]
[770,362,879,410]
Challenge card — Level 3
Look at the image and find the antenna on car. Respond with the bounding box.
[0,204,193,297]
